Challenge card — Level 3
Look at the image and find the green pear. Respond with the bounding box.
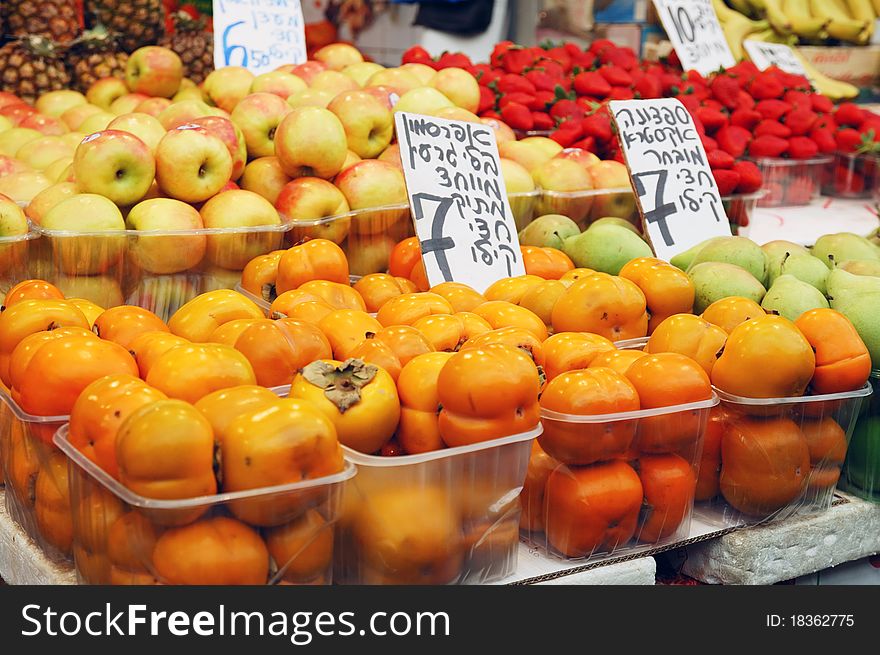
[687,236,768,286]
[518,214,581,250]
[837,259,880,277]
[688,262,767,314]
[762,240,810,263]
[768,252,829,294]
[670,236,726,271]
[561,223,653,275]
[761,274,829,321]
[827,268,880,368]
[588,216,641,235]
[811,232,880,269]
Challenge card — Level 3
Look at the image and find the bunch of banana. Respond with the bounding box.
[713,0,773,59]
[717,0,877,43]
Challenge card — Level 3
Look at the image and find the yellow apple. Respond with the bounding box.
[42,193,127,275]
[25,182,79,224]
[74,130,156,206]
[86,78,128,111]
[78,112,116,134]
[239,156,290,205]
[366,68,422,94]
[158,99,215,130]
[36,90,87,118]
[501,158,538,230]
[0,155,28,177]
[0,127,41,157]
[126,46,183,98]
[126,198,207,274]
[19,113,68,136]
[327,90,393,159]
[134,97,173,117]
[190,115,248,181]
[429,67,479,113]
[155,126,233,203]
[498,139,552,172]
[61,103,103,131]
[172,86,206,103]
[0,115,13,133]
[0,171,51,204]
[110,93,149,116]
[250,71,307,100]
[521,136,563,159]
[341,62,385,87]
[286,88,335,109]
[532,158,594,225]
[60,132,86,149]
[378,143,401,168]
[43,157,73,183]
[15,136,75,170]
[275,177,350,244]
[555,147,601,169]
[274,107,347,179]
[203,67,256,113]
[200,189,283,269]
[393,87,454,115]
[230,92,292,159]
[107,113,166,154]
[0,192,29,275]
[588,160,636,221]
[309,70,359,96]
[400,63,436,85]
[431,107,480,123]
[340,150,361,173]
[287,61,328,84]
[334,160,408,235]
[314,43,364,71]
[480,117,516,144]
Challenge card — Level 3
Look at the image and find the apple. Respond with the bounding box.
[239,156,290,205]
[199,265,245,293]
[341,150,361,173]
[203,67,255,113]
[25,181,78,224]
[15,136,75,170]
[400,63,436,85]
[532,158,594,226]
[0,192,29,235]
[556,147,600,169]
[199,189,283,269]
[501,158,538,230]
[56,163,76,183]
[126,197,207,274]
[346,233,396,277]
[393,87,453,115]
[313,43,364,71]
[189,115,248,181]
[179,78,197,90]
[230,92,292,158]
[309,70,359,96]
[158,99,215,130]
[135,97,172,117]
[0,127,41,156]
[429,68,479,113]
[42,193,127,275]
[366,68,422,94]
[78,112,116,134]
[43,157,74,182]
[0,155,27,177]
[86,78,128,111]
[521,136,563,159]
[0,115,12,133]
[275,177,350,244]
[53,273,124,307]
[274,107,347,179]
[0,171,51,204]
[0,191,29,276]
[362,85,399,110]
[481,117,516,144]
[19,113,68,136]
[327,90,393,159]
[334,160,407,235]
[341,62,385,87]
[0,92,23,108]
[61,104,103,130]
[110,93,149,115]
[126,273,199,320]
[0,103,36,126]
[588,160,636,221]
[286,88,335,109]
[59,132,86,149]
[249,71,307,100]
[74,130,156,206]
[155,125,233,203]
[378,143,401,168]
[498,139,552,172]
[126,46,183,98]
[432,107,480,122]
[36,90,87,118]
[107,113,166,154]
[172,85,206,103]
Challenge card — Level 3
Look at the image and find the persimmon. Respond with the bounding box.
[395,352,454,454]
[720,416,810,516]
[146,343,256,403]
[437,344,541,447]
[128,331,189,378]
[645,314,728,376]
[107,512,161,586]
[317,309,382,359]
[636,454,696,543]
[619,257,695,332]
[92,305,169,349]
[543,332,616,382]
[520,440,556,532]
[207,318,261,346]
[3,279,64,309]
[551,273,648,340]
[543,460,644,558]
[695,406,726,501]
[353,273,417,312]
[240,249,285,301]
[429,282,486,312]
[376,292,453,327]
[407,259,430,292]
[472,300,548,341]
[297,279,366,311]
[588,348,649,375]
[34,451,73,555]
[801,417,848,491]
[517,279,570,326]
[68,298,105,327]
[520,245,574,280]
[275,238,350,294]
[711,314,815,399]
[484,275,545,304]
[559,267,595,283]
[233,318,331,387]
[411,312,492,352]
[194,385,280,446]
[265,510,334,584]
[70,482,125,554]
[368,325,434,367]
[7,326,96,392]
[460,327,546,367]
[539,367,640,465]
[388,236,422,278]
[348,339,403,381]
[700,296,764,333]
[7,423,42,508]
[168,290,264,342]
[795,308,871,395]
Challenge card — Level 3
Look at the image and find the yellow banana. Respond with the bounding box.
[748,0,768,10]
[872,0,880,16]
[811,0,871,41]
[712,0,739,21]
[845,0,877,21]
[764,0,794,32]
[793,51,860,100]
[729,0,760,17]
[723,14,772,59]
[783,0,832,38]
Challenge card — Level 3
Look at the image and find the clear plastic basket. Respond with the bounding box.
[334,426,541,584]
[841,370,880,503]
[822,151,880,199]
[512,187,638,232]
[722,191,767,237]
[54,424,356,585]
[0,231,39,299]
[749,155,832,207]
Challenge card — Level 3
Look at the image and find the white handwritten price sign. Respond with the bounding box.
[743,40,811,79]
[213,0,306,74]
[394,112,525,293]
[652,0,735,76]
[609,98,731,261]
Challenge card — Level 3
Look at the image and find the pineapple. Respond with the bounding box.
[67,27,129,94]
[3,0,83,44]
[0,36,71,105]
[159,12,215,85]
[85,0,165,53]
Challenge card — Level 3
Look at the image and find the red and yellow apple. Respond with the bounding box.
[126,198,207,274]
[125,46,183,98]
[189,115,248,181]
[74,129,156,206]
[287,61,327,84]
[239,156,290,205]
[341,62,385,87]
[230,92,291,159]
[203,67,256,113]
[327,90,393,159]
[134,97,172,117]
[61,104,103,131]
[199,189,283,269]
[366,68,421,93]
[429,68,479,113]
[249,71,307,100]
[19,113,68,136]
[0,127,41,157]
[78,111,116,134]
[393,87,453,115]
[286,88,335,109]
[313,43,364,71]
[309,70,359,96]
[588,160,636,220]
[274,107,347,179]
[41,193,127,275]
[154,125,233,203]
[275,177,350,244]
[110,93,150,116]
[86,78,128,111]
[25,181,78,224]
[36,90,87,118]
[334,160,407,235]
[0,170,51,204]
[107,113,166,154]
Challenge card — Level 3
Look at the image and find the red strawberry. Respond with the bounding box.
[525,70,557,92]
[716,125,752,158]
[603,47,639,70]
[696,107,729,134]
[810,94,834,114]
[499,92,538,111]
[539,60,566,81]
[609,86,634,100]
[498,74,536,95]
[481,110,502,121]
[749,73,785,100]
[755,119,792,139]
[677,94,702,114]
[782,90,811,109]
[478,86,496,113]
[784,108,817,136]
[532,111,555,131]
[788,136,819,160]
[756,99,793,121]
[501,49,534,74]
[836,103,866,128]
[533,90,556,110]
[572,136,597,152]
[749,134,789,158]
[735,90,756,110]
[571,50,597,70]
[701,135,718,152]
[589,39,617,56]
[710,75,741,109]
[728,60,760,80]
[500,102,533,131]
[730,108,762,130]
[661,73,685,94]
[785,177,815,204]
[581,112,612,142]
[599,65,633,87]
[573,71,612,98]
[836,128,863,153]
[550,99,584,122]
[733,160,763,193]
[634,75,662,99]
[859,119,880,138]
[551,120,584,146]
[490,41,516,68]
[815,115,837,132]
[700,98,725,112]
[809,127,837,154]
[402,45,432,65]
[546,46,573,72]
[713,169,741,196]
[707,149,735,169]
[437,52,472,69]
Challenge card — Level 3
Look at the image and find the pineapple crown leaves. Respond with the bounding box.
[170,10,209,32]
[67,25,121,52]
[7,35,62,59]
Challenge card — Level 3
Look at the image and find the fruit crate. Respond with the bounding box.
[749,155,832,207]
[0,386,70,563]
[722,191,766,237]
[0,231,38,299]
[822,152,880,199]
[334,426,541,584]
[30,223,291,321]
[841,370,880,503]
[521,394,718,561]
[54,424,356,585]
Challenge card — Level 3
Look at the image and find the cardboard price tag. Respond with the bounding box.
[213,0,306,74]
[743,40,811,79]
[609,98,731,261]
[652,0,735,76]
[394,112,525,293]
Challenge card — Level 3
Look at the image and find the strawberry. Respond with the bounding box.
[755,119,792,139]
[756,99,793,121]
[500,102,533,131]
[788,136,819,160]
[539,61,566,81]
[735,90,756,110]
[490,41,516,69]
[833,164,864,194]
[661,73,685,94]
[533,90,556,110]
[710,75,741,109]
[551,120,584,146]
[498,74,536,95]
[713,169,741,196]
[572,136,597,152]
[402,45,432,65]
[732,160,763,193]
[700,98,725,112]
[581,112,612,142]
[573,71,612,98]
[749,135,789,158]
[696,107,729,134]
[570,50,597,70]
[481,110,502,121]
[815,115,837,131]
[478,86,496,113]
[836,128,863,153]
[501,49,534,74]
[599,65,633,87]
[785,177,815,204]
[634,75,662,99]
[749,73,785,100]
[859,119,880,139]
[835,103,866,128]
[783,90,812,109]
[701,134,719,152]
[810,94,834,114]
[716,125,752,158]
[590,39,617,56]
[784,109,817,136]
[546,47,573,72]
[532,111,555,131]
[550,99,584,122]
[525,70,558,92]
[677,94,701,114]
[730,108,762,130]
[707,149,735,169]
[727,60,760,81]
[437,52,472,69]
[603,47,639,70]
[609,86,635,100]
[809,128,837,154]
[499,92,538,111]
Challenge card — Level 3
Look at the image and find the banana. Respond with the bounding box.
[811,0,871,41]
[712,0,739,21]
[729,0,760,17]
[748,26,799,43]
[783,0,832,38]
[723,14,771,59]
[793,51,861,100]
[747,0,768,10]
[872,0,880,16]
[764,0,794,32]
[846,0,877,21]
